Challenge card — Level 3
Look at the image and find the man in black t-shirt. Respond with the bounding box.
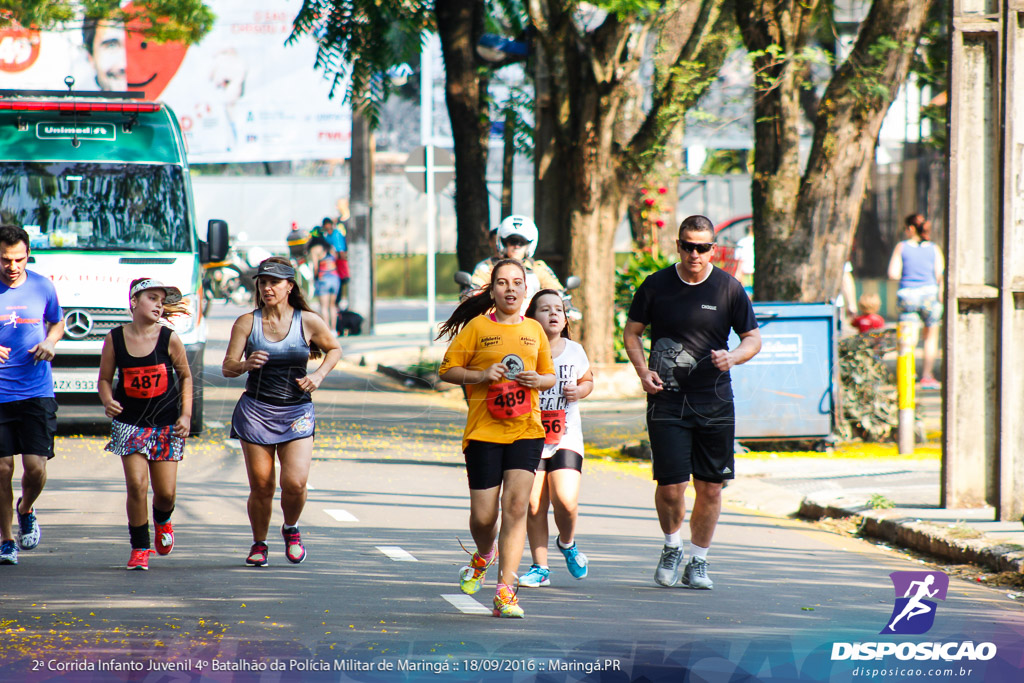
[623,215,761,590]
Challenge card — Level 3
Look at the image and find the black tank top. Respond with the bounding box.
[244,309,312,406]
[112,325,180,428]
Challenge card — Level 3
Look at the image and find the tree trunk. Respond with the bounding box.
[790,0,934,300]
[435,0,491,271]
[736,0,821,301]
[738,0,934,301]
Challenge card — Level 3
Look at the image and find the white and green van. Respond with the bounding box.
[0,89,229,433]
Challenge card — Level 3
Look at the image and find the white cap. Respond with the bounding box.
[129,279,183,304]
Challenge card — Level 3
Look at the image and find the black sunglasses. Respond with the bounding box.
[504,236,531,247]
[677,239,715,254]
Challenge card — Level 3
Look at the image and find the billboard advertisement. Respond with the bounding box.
[0,0,351,162]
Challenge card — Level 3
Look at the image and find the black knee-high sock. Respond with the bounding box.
[153,505,174,525]
[129,523,150,550]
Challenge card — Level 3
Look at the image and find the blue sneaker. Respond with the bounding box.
[16,498,40,550]
[0,540,18,565]
[519,564,551,587]
[559,541,588,579]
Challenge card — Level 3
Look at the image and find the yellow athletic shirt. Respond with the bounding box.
[440,315,554,450]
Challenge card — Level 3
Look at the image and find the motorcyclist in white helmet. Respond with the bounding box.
[470,215,563,311]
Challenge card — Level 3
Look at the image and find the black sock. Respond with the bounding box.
[153,505,174,525]
[129,523,150,550]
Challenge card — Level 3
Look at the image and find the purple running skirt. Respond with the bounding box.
[230,393,315,445]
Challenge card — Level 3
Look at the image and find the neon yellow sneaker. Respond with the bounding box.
[458,546,497,595]
[492,583,524,618]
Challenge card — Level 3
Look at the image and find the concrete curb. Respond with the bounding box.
[799,497,1024,574]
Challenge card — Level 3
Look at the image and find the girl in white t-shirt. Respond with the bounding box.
[520,290,595,586]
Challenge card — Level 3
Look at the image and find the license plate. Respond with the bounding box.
[52,373,98,393]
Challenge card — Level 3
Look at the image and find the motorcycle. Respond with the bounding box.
[453,271,582,320]
[202,243,274,312]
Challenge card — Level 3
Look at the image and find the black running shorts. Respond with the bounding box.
[536,449,583,472]
[0,397,58,460]
[463,438,544,490]
[646,398,735,485]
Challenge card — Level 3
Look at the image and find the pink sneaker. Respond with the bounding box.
[127,548,151,570]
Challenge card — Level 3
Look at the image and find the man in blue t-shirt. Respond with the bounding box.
[0,225,65,566]
[623,215,761,591]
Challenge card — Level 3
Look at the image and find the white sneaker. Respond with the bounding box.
[681,556,713,590]
[654,545,683,587]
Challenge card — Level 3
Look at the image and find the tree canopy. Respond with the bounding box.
[0,0,215,44]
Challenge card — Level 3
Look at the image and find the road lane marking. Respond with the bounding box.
[324,509,359,522]
[442,594,490,615]
[376,546,418,562]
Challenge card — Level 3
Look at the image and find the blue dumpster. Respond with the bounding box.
[728,302,838,440]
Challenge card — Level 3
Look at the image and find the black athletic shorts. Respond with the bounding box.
[537,449,583,472]
[0,397,58,460]
[646,397,735,485]
[464,438,544,490]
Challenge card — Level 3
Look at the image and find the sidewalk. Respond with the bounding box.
[340,321,1024,577]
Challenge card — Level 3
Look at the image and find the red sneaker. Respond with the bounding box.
[127,548,151,570]
[282,526,306,564]
[246,541,269,567]
[155,521,174,555]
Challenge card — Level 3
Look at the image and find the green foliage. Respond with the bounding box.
[837,331,898,442]
[0,0,215,44]
[868,493,895,510]
[910,0,949,150]
[612,247,672,362]
[593,0,664,19]
[290,1,433,126]
[700,148,752,174]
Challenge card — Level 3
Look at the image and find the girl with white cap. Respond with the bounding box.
[98,278,192,571]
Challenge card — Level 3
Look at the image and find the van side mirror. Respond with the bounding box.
[205,219,229,263]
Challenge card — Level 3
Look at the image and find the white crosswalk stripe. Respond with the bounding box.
[441,594,490,615]
[376,546,418,562]
[324,509,359,522]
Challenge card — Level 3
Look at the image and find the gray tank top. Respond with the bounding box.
[244,308,312,406]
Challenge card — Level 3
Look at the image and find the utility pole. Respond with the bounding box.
[349,106,374,333]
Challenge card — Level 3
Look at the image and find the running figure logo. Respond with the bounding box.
[882,571,949,635]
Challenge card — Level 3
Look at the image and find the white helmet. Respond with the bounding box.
[497,215,538,258]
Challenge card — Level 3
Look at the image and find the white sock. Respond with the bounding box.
[689,542,709,560]
[556,537,574,550]
[664,530,682,547]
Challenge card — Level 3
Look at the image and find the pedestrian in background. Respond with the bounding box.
[852,292,886,335]
[222,257,341,567]
[0,225,64,566]
[438,259,556,618]
[888,213,944,390]
[519,289,594,588]
[623,215,761,590]
[98,279,192,571]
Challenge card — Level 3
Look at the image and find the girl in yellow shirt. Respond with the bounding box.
[438,259,556,618]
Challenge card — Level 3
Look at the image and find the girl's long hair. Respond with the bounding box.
[437,258,526,341]
[526,289,571,339]
[254,256,323,359]
[129,277,190,321]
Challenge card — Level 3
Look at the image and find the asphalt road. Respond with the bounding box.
[5,303,1023,682]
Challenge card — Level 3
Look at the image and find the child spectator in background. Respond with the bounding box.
[852,292,886,334]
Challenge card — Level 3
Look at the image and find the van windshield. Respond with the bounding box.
[0,162,191,252]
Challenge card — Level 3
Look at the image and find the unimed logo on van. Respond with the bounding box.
[36,122,116,141]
